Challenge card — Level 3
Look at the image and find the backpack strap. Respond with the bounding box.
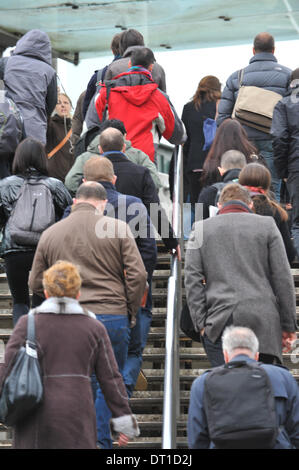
[102,83,114,123]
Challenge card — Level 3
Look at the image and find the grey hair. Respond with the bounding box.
[220,150,247,171]
[222,326,259,356]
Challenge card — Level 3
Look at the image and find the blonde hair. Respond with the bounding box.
[42,261,81,298]
[84,156,114,182]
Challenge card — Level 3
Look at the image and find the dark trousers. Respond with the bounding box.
[287,172,299,257]
[189,171,204,205]
[202,332,281,367]
[4,251,44,325]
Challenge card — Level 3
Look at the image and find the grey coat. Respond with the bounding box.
[185,212,297,361]
[217,52,291,141]
[4,29,57,145]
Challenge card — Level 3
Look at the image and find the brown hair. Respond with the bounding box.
[202,119,258,186]
[238,163,288,221]
[84,156,114,182]
[192,75,221,110]
[111,33,121,56]
[218,183,252,206]
[43,261,82,298]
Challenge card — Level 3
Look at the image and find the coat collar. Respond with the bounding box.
[218,200,253,215]
[102,151,129,161]
[71,202,101,214]
[222,168,241,183]
[32,297,96,319]
[249,52,277,64]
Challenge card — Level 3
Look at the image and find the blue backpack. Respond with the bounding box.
[202,117,217,151]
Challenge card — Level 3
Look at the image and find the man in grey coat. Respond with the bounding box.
[185,183,297,367]
[217,32,291,201]
[2,29,57,145]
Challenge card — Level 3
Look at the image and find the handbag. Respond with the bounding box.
[232,69,282,133]
[180,302,201,343]
[0,311,43,426]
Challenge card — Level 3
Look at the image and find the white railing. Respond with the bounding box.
[162,145,184,449]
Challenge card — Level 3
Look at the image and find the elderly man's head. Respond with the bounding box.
[222,326,259,363]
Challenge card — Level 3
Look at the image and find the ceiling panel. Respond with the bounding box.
[0,0,298,62]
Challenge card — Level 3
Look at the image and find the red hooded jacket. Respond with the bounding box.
[95,68,185,162]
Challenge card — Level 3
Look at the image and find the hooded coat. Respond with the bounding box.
[105,45,167,92]
[4,29,57,145]
[95,68,185,163]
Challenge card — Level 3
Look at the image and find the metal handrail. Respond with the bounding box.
[162,145,184,449]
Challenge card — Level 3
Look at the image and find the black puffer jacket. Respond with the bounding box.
[217,52,291,141]
[0,170,72,255]
[271,84,299,178]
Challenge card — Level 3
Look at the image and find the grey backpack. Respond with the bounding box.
[8,178,55,246]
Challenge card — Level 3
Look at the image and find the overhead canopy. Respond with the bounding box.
[0,0,298,64]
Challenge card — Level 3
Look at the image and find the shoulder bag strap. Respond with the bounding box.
[26,310,38,356]
[47,128,72,159]
[238,68,245,88]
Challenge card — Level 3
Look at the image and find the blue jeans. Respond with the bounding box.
[94,314,130,449]
[252,139,281,202]
[122,281,153,398]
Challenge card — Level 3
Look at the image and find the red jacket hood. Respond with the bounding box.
[107,70,159,107]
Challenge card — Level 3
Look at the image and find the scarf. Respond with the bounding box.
[218,200,252,215]
[30,297,96,319]
[243,185,266,195]
[128,66,153,80]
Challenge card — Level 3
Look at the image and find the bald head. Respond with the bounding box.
[75,181,107,201]
[253,32,275,54]
[99,127,125,153]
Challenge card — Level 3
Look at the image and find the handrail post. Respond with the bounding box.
[162,145,183,449]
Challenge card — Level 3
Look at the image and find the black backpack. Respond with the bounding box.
[7,178,55,247]
[203,360,278,449]
[0,90,23,156]
[74,125,102,158]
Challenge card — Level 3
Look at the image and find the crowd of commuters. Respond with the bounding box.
[0,26,297,450]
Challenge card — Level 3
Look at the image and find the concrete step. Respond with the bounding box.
[114,437,187,449]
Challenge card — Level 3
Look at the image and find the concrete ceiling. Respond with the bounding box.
[0,0,298,64]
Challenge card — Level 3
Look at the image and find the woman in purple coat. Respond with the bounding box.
[0,261,139,449]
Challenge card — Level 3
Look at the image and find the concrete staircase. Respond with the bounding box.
[0,246,298,449]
